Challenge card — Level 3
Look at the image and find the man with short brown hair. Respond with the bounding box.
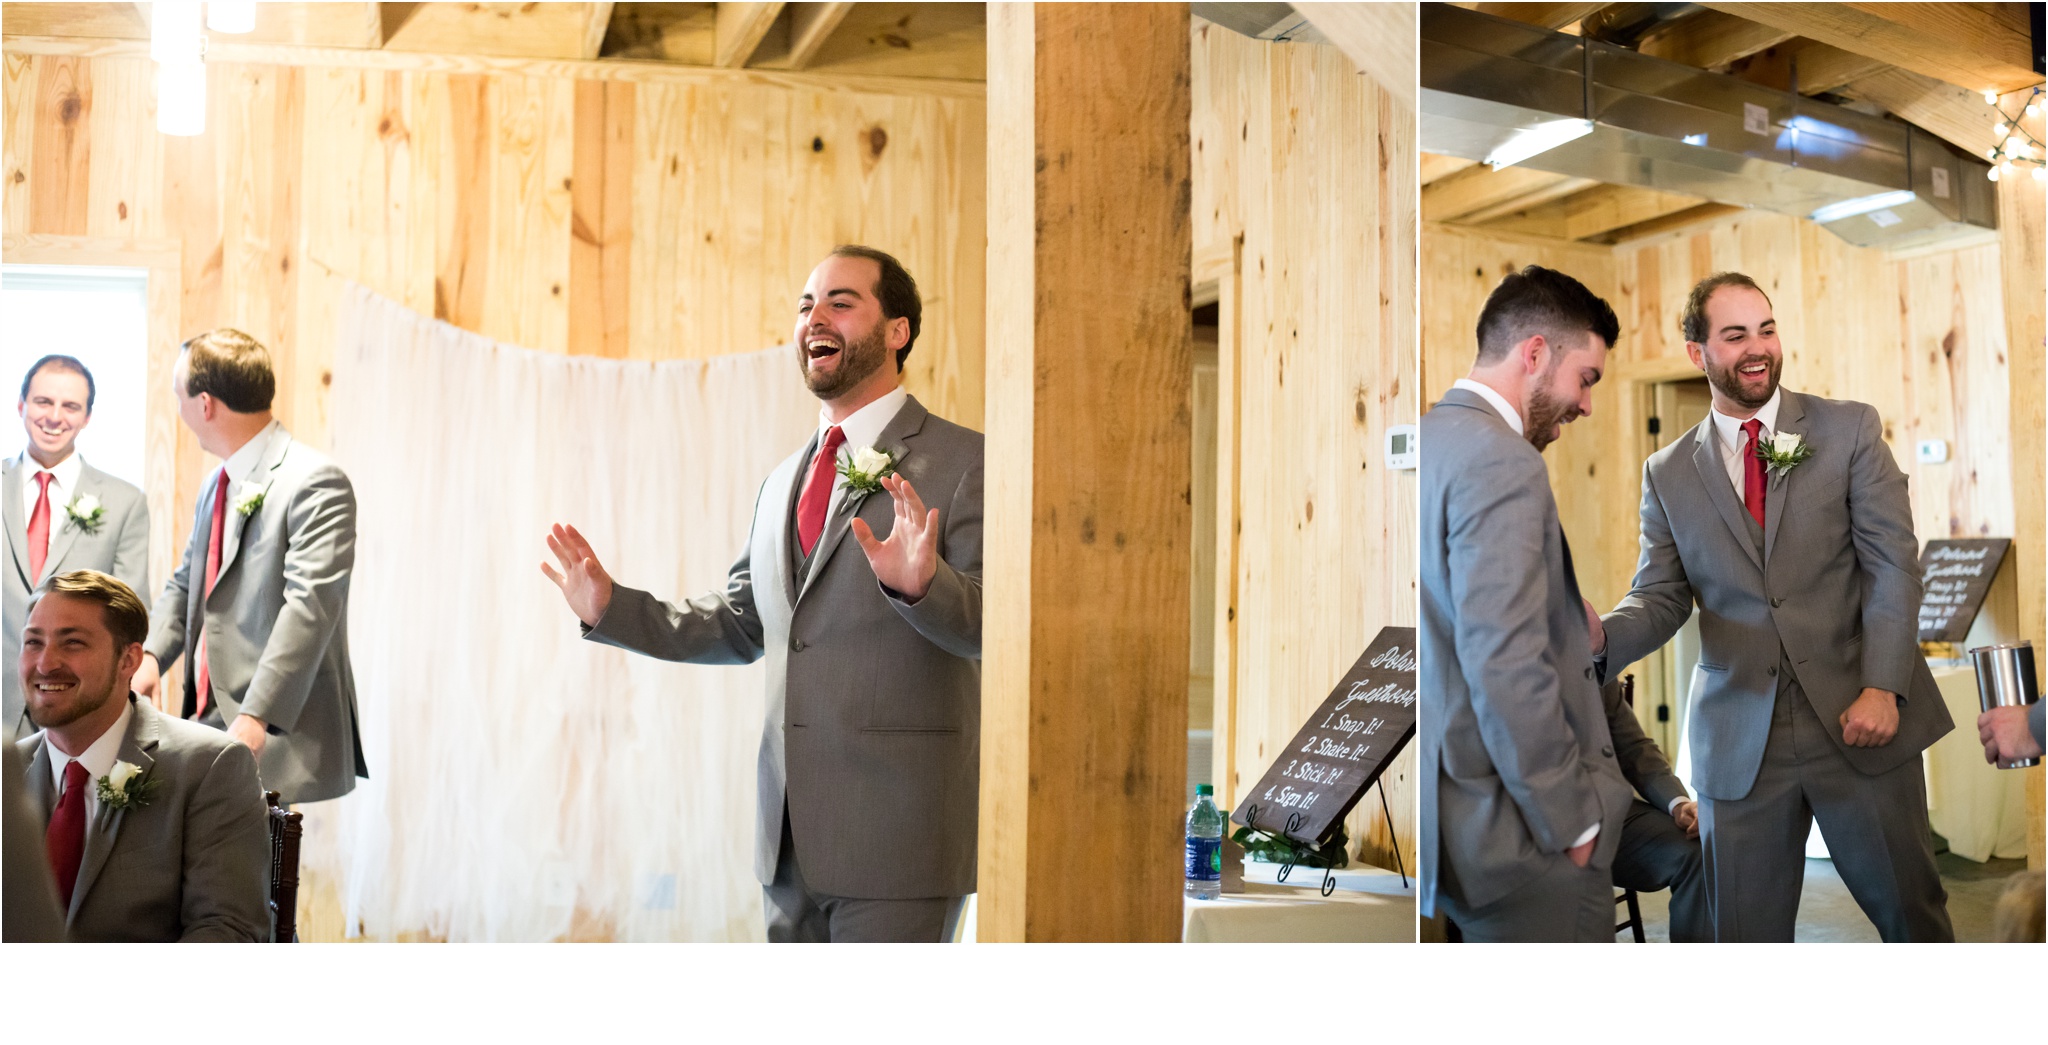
[5,355,149,738]
[133,329,365,805]
[17,569,270,942]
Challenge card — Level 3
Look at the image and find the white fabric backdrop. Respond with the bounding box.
[308,283,815,940]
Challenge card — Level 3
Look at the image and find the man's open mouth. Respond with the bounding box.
[807,338,842,363]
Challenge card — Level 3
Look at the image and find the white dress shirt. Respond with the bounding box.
[217,419,284,493]
[1452,380,1610,845]
[1451,378,1524,436]
[17,449,83,526]
[1708,388,1783,497]
[814,384,908,514]
[45,697,135,823]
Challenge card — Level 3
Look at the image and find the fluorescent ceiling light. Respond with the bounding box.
[151,2,205,64]
[157,60,206,137]
[1485,119,1593,170]
[1807,190,1917,225]
[207,3,257,34]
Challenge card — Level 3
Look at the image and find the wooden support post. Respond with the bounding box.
[1996,143,2046,870]
[981,1,1193,942]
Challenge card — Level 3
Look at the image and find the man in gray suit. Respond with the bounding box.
[5,356,149,738]
[544,246,981,943]
[1592,272,1953,942]
[3,738,65,941]
[1602,676,1710,942]
[132,329,365,806]
[17,570,270,942]
[1421,265,1634,942]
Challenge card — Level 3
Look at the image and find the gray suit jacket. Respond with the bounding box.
[15,695,271,942]
[2,739,64,941]
[1420,388,1631,916]
[1604,678,1688,813]
[145,424,365,804]
[4,455,149,738]
[587,394,983,900]
[1600,390,1951,801]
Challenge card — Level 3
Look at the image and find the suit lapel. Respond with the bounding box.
[1690,418,1764,572]
[39,465,100,584]
[215,430,290,587]
[1761,392,1807,564]
[776,432,819,608]
[3,456,28,587]
[67,698,156,924]
[798,397,926,606]
[23,735,55,822]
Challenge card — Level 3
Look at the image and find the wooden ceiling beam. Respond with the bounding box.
[1459,172,1601,223]
[1593,202,1747,244]
[1637,10,1794,71]
[384,2,620,60]
[1726,38,1890,95]
[1422,164,1596,223]
[1483,183,1705,240]
[1698,2,2043,96]
[714,2,784,68]
[1297,2,1418,114]
[784,2,855,71]
[1420,152,1479,186]
[1843,68,2012,160]
[580,2,617,61]
[1456,2,1609,31]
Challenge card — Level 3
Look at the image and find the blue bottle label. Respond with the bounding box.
[1185,836,1221,882]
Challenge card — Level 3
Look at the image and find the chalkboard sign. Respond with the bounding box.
[1918,538,2011,642]
[1231,626,1417,846]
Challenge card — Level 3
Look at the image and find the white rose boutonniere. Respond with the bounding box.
[232,484,268,517]
[1754,429,1814,487]
[63,493,105,535]
[836,446,897,498]
[95,760,161,811]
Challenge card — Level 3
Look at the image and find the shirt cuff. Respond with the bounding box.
[1571,823,1600,848]
[1667,796,1687,815]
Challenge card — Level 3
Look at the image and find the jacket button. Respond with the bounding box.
[791,639,806,653]
[1600,745,1614,758]
[1771,597,1784,608]
[1768,666,1777,677]
[1584,667,1594,680]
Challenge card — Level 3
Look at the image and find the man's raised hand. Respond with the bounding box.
[851,474,939,601]
[542,523,615,627]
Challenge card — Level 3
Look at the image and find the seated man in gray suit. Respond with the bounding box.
[17,569,270,942]
[544,246,982,943]
[6,356,149,738]
[133,330,366,805]
[1592,272,1953,941]
[1420,265,1633,942]
[1601,675,1709,942]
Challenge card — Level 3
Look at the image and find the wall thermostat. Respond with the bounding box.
[1385,424,1419,471]
[1916,439,1949,464]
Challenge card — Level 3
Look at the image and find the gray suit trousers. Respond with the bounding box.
[762,806,965,943]
[1611,798,1710,942]
[1440,852,1614,943]
[1699,674,1953,942]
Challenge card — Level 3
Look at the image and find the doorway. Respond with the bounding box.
[1639,376,1712,775]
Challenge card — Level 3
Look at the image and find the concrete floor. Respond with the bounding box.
[1628,843,2029,942]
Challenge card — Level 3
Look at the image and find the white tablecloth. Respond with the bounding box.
[1926,666,2034,861]
[1182,860,1416,943]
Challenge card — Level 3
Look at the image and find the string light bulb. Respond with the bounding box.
[1988,166,2001,182]
[2034,166,2046,182]
[1985,90,2000,104]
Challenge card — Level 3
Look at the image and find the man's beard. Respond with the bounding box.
[24,662,119,731]
[1524,361,1579,453]
[1704,351,1781,410]
[798,323,890,400]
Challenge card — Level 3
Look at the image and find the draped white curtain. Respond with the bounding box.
[309,284,815,941]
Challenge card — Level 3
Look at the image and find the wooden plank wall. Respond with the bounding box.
[2,52,987,537]
[1193,25,1418,872]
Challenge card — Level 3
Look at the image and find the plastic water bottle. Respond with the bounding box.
[1185,784,1224,900]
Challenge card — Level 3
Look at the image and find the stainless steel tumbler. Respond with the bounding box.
[1970,641,2041,769]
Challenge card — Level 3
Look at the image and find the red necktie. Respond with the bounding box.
[796,426,847,556]
[26,471,52,581]
[1741,419,1767,528]
[194,467,229,719]
[47,759,89,909]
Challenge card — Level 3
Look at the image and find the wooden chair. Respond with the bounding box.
[263,791,303,943]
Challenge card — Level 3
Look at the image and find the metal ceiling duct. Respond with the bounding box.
[1420,3,1998,249]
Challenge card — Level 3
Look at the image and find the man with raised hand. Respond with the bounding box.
[5,356,149,738]
[544,246,983,943]
[1420,265,1633,942]
[1591,272,1953,942]
[133,329,366,806]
